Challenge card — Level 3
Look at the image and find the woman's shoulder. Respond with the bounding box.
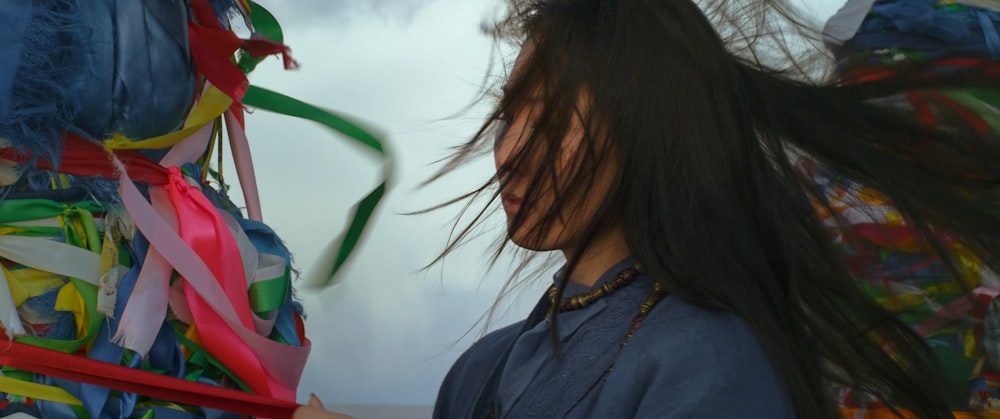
[623,294,785,383]
[602,295,795,418]
[433,321,524,418]
[451,320,524,373]
[634,294,769,352]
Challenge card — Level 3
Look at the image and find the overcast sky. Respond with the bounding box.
[230,0,849,408]
[235,0,537,407]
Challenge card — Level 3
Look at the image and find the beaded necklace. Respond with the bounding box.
[547,267,666,347]
[548,267,641,315]
[551,266,668,417]
[488,267,667,419]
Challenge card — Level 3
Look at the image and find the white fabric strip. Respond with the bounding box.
[0,267,25,335]
[823,0,878,46]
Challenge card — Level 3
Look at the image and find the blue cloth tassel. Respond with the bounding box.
[0,0,88,163]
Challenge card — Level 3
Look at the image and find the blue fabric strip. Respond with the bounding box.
[79,234,149,419]
[977,10,1000,59]
[0,3,31,120]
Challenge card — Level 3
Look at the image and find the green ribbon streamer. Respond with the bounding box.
[943,89,1000,133]
[1,367,32,382]
[16,202,106,353]
[242,85,392,287]
[237,2,285,74]
[928,341,979,408]
[235,2,392,288]
[268,328,289,345]
[0,224,61,237]
[170,321,250,392]
[64,206,101,253]
[248,266,289,315]
[70,404,90,419]
[244,86,385,153]
[0,199,105,224]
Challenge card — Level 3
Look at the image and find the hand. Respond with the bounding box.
[292,394,354,419]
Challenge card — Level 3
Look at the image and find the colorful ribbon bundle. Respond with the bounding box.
[0,0,388,418]
[811,0,1000,415]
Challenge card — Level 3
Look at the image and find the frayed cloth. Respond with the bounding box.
[0,0,88,163]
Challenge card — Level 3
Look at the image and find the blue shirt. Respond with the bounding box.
[433,260,795,418]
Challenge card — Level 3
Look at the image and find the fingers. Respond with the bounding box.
[309,393,323,408]
[291,394,355,419]
[292,406,355,419]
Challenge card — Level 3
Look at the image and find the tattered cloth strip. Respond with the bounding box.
[810,0,1000,414]
[0,0,390,418]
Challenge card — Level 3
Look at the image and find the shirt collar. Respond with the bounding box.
[555,257,636,297]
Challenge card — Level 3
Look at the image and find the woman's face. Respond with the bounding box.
[493,47,619,254]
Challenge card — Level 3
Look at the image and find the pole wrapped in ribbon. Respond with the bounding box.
[0,0,390,417]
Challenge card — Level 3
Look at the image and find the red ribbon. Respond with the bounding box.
[0,333,299,418]
[906,91,937,130]
[0,135,168,185]
[188,23,248,103]
[244,38,300,70]
[841,59,1000,85]
[927,90,992,136]
[852,223,924,250]
[186,0,298,114]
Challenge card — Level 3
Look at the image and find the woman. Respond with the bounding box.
[299,0,1000,417]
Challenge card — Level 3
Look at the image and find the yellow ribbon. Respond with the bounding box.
[103,86,233,151]
[55,282,87,340]
[3,267,63,306]
[0,375,82,406]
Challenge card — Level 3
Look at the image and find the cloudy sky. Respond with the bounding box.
[237,0,536,407]
[230,0,849,409]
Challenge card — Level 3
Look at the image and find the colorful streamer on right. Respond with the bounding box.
[811,0,1000,415]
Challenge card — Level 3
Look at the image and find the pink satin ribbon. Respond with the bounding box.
[164,166,275,400]
[225,110,263,222]
[114,159,307,404]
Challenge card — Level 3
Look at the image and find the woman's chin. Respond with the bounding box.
[507,231,558,252]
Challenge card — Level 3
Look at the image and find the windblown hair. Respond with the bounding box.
[432,0,1000,417]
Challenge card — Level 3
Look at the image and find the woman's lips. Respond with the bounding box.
[501,193,522,213]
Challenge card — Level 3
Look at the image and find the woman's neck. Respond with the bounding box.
[561,224,631,287]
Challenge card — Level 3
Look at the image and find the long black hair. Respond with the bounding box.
[430,0,1000,417]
